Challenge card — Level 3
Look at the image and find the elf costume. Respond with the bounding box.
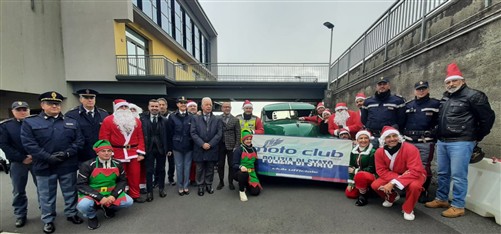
[233,130,262,201]
[77,140,129,206]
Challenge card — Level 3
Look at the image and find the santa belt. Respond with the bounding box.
[96,186,115,193]
[112,144,138,150]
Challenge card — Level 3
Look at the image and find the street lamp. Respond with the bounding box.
[323,21,334,90]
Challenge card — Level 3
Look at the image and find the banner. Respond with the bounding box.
[253,135,352,183]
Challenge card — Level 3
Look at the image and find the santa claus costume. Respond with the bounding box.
[99,99,145,200]
[328,102,362,139]
[371,126,426,221]
[302,102,326,124]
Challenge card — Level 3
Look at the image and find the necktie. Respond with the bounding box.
[88,111,94,118]
[152,116,158,124]
[204,114,210,123]
[224,115,229,124]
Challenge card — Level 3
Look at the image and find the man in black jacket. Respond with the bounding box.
[425,63,495,218]
[0,101,37,228]
[140,99,170,201]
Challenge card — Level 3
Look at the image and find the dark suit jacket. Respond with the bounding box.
[190,112,223,162]
[219,114,241,150]
[140,113,169,155]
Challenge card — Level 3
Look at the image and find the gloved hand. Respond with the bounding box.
[47,151,67,164]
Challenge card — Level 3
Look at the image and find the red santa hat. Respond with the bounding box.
[338,128,350,138]
[355,129,374,140]
[187,100,197,107]
[355,93,366,101]
[445,63,464,82]
[316,102,325,110]
[335,102,348,111]
[242,100,253,109]
[322,108,331,117]
[379,126,404,147]
[113,99,129,112]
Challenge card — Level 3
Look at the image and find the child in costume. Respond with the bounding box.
[76,140,133,230]
[232,130,262,201]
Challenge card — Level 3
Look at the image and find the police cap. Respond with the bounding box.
[376,76,390,84]
[39,91,64,103]
[76,89,99,97]
[176,96,188,103]
[414,81,429,90]
[11,101,29,110]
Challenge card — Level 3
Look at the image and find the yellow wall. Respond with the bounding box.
[113,21,201,81]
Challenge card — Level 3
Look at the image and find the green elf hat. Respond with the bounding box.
[241,130,253,141]
[93,140,113,153]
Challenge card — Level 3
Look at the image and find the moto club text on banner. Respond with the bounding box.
[252,135,351,183]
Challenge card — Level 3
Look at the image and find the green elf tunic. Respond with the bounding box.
[239,144,262,189]
[77,158,128,206]
[347,143,378,186]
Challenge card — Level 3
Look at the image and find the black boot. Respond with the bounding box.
[419,178,432,203]
[355,194,368,206]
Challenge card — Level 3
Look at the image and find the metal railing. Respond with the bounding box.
[117,55,328,83]
[330,0,451,83]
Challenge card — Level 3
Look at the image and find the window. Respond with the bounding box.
[174,0,184,47]
[159,0,172,36]
[194,26,200,61]
[201,35,206,64]
[126,28,149,75]
[185,13,193,55]
[132,0,138,7]
[142,0,158,24]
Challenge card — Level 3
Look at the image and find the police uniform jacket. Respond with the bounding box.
[361,90,405,135]
[167,110,194,153]
[403,94,440,142]
[21,112,84,176]
[0,118,28,163]
[140,112,169,155]
[190,113,223,162]
[65,105,109,162]
[437,85,495,142]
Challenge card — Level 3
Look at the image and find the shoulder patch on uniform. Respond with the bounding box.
[97,108,108,113]
[0,118,14,124]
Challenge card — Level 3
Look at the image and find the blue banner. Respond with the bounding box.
[252,135,352,183]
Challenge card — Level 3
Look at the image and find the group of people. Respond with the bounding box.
[0,62,495,231]
[335,63,495,221]
[0,88,265,232]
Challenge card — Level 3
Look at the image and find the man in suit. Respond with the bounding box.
[65,89,108,163]
[217,102,241,190]
[139,99,169,201]
[190,97,223,196]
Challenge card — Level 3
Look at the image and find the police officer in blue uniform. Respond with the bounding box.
[0,101,37,228]
[403,81,440,203]
[65,89,109,163]
[361,77,406,147]
[21,91,85,233]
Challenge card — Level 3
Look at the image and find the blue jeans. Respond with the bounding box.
[36,172,78,223]
[10,162,37,218]
[435,140,475,208]
[173,150,193,190]
[77,194,133,218]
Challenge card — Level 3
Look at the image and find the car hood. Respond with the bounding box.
[264,120,319,137]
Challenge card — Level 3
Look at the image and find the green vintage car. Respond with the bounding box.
[261,102,327,137]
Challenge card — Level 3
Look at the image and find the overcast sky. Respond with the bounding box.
[199,0,395,63]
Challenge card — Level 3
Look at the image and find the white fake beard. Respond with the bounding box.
[446,86,461,93]
[131,111,140,119]
[334,110,350,127]
[113,109,137,135]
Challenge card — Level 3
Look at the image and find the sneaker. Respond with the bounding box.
[425,199,451,208]
[101,206,115,219]
[441,207,465,218]
[403,211,415,221]
[355,195,368,206]
[87,217,100,230]
[239,191,248,202]
[382,194,400,207]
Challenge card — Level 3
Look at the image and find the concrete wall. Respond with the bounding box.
[0,0,66,94]
[329,1,501,157]
[60,0,133,82]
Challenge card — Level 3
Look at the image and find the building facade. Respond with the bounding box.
[0,0,218,118]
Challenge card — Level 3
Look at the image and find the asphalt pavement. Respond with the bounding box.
[0,170,499,234]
